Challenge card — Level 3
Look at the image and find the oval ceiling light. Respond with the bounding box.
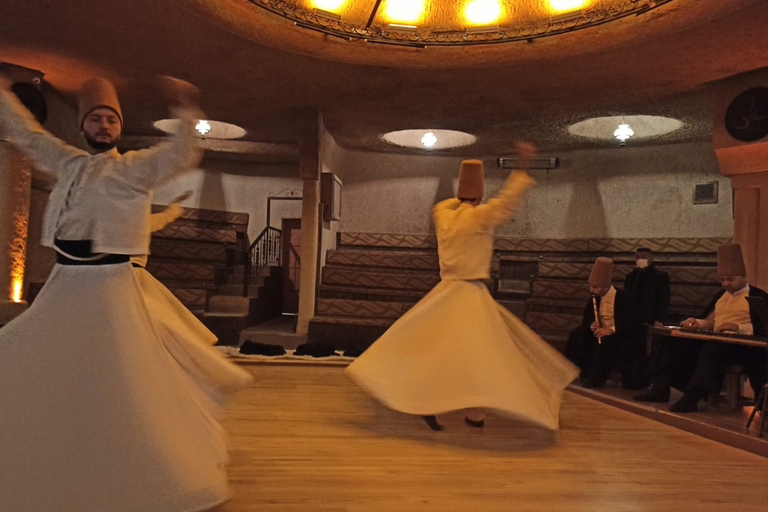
[549,0,590,13]
[465,0,503,25]
[382,129,476,151]
[385,0,425,23]
[154,119,247,139]
[568,115,683,141]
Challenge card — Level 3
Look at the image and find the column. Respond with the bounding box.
[0,142,31,324]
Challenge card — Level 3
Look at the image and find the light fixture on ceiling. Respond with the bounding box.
[568,115,683,144]
[311,0,345,12]
[382,129,476,151]
[155,119,246,140]
[465,0,502,25]
[613,123,635,147]
[550,9,584,24]
[549,0,590,13]
[249,0,675,47]
[385,0,424,24]
[195,120,212,137]
[314,8,342,22]
[465,24,500,35]
[388,23,418,33]
[421,131,438,148]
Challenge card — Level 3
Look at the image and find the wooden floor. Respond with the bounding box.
[216,365,768,512]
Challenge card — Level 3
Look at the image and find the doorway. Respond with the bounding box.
[281,218,301,313]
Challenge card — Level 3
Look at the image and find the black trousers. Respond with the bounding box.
[687,342,768,397]
[647,336,703,393]
[566,326,649,389]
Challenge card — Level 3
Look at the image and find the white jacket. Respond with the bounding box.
[0,88,202,255]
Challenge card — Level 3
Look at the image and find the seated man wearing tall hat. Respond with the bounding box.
[635,243,768,412]
[565,257,648,389]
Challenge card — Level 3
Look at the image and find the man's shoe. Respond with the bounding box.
[669,395,699,413]
[633,388,670,403]
[464,417,485,428]
[422,415,444,431]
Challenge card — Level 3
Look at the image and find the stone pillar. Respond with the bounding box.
[713,69,768,290]
[0,142,31,324]
[295,108,321,335]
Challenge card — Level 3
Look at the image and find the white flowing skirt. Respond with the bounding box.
[346,280,579,430]
[134,267,252,412]
[0,262,230,512]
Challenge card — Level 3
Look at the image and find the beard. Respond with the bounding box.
[83,132,119,152]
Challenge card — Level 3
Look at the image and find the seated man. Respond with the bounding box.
[565,257,648,389]
[635,243,768,412]
[624,247,670,328]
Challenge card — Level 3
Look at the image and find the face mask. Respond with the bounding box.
[636,259,649,269]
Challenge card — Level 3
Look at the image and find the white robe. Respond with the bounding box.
[0,263,231,512]
[346,172,579,430]
[0,86,232,512]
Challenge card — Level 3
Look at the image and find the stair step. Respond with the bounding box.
[149,239,227,262]
[217,284,262,297]
[152,204,248,228]
[316,298,414,320]
[166,287,208,307]
[153,224,237,244]
[326,249,440,271]
[322,267,440,292]
[208,295,251,315]
[227,275,265,286]
[145,261,216,281]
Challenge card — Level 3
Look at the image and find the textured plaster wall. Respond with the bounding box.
[328,141,733,239]
[151,161,302,243]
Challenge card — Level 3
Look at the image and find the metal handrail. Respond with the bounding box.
[243,226,282,297]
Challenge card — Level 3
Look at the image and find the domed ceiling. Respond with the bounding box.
[247,0,673,46]
[1,0,768,157]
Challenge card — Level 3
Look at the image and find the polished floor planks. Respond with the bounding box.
[215,365,768,512]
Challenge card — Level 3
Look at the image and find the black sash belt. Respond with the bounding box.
[55,239,130,266]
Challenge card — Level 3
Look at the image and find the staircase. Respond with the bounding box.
[204,263,283,346]
[146,205,283,345]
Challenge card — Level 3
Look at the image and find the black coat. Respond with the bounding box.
[699,285,768,337]
[580,288,642,341]
[623,265,671,325]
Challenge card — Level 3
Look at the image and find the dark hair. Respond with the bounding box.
[636,247,653,254]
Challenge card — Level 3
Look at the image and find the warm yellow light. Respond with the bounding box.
[465,0,502,25]
[549,0,589,13]
[11,278,22,303]
[310,0,346,11]
[384,0,425,23]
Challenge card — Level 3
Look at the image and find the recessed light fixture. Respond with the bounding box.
[154,119,247,140]
[550,9,583,24]
[568,115,684,144]
[382,129,476,151]
[388,23,418,33]
[465,24,500,35]
[314,8,342,22]
[465,0,502,25]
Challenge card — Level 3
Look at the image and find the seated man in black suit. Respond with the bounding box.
[565,257,648,389]
[635,243,768,412]
[624,247,670,328]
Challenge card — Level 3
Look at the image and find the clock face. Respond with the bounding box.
[725,87,768,143]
